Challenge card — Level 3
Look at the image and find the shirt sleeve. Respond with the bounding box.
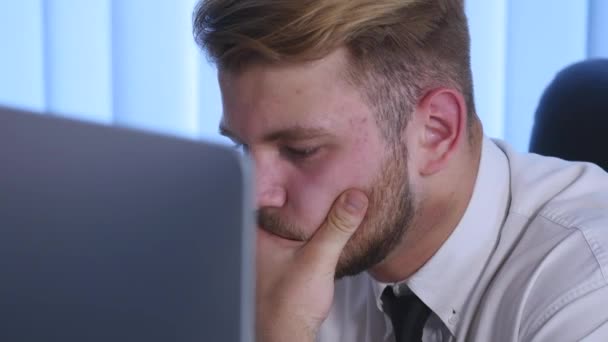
[523,283,608,342]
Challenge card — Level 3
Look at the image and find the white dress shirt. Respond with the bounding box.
[317,137,608,342]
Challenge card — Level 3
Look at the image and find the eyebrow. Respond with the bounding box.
[219,125,331,143]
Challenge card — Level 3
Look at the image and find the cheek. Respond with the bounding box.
[285,147,383,235]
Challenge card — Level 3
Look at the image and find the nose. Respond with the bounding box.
[253,154,287,209]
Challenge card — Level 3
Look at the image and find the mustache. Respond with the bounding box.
[257,209,308,242]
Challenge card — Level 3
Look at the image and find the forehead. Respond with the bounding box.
[219,48,352,95]
[218,50,369,137]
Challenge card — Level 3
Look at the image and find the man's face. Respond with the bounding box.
[219,50,416,278]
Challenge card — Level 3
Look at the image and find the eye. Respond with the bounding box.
[282,146,320,160]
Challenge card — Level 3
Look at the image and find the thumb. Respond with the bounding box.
[302,190,368,269]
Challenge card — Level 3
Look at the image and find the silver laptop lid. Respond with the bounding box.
[0,107,254,342]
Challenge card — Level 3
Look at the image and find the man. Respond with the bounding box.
[193,0,608,341]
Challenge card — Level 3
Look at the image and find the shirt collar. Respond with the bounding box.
[371,137,511,336]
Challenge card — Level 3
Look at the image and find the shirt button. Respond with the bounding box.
[448,311,459,325]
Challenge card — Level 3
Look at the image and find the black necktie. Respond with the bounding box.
[381,286,432,342]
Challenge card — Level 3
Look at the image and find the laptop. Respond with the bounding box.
[0,106,254,342]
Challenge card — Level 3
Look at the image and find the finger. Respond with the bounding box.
[300,189,368,269]
[256,228,294,273]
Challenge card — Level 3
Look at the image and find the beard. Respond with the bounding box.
[257,147,415,279]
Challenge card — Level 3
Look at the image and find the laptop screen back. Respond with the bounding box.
[0,107,254,342]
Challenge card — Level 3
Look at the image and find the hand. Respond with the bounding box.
[256,190,369,342]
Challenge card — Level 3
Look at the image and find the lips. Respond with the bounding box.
[258,225,302,241]
[258,227,306,247]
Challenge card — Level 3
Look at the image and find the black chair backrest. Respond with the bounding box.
[529,59,608,171]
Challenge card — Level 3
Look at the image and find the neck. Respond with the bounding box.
[369,123,483,283]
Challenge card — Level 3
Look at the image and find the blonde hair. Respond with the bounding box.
[194,0,475,140]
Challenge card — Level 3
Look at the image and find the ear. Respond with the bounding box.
[413,88,467,176]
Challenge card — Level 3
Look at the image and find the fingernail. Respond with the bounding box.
[344,191,367,214]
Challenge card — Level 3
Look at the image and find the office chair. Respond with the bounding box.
[529,59,608,171]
